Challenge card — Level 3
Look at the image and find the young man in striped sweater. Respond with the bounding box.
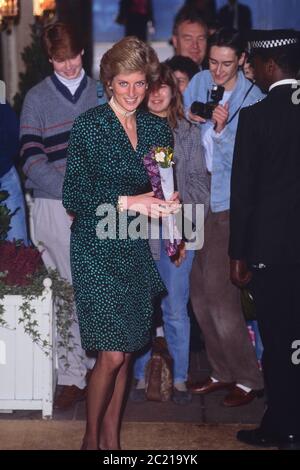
[20,22,105,410]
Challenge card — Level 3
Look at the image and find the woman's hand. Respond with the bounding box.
[168,191,180,204]
[120,193,181,219]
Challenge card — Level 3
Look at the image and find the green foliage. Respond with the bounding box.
[0,267,74,358]
[0,177,73,365]
[0,189,74,357]
[13,23,52,116]
[0,190,18,241]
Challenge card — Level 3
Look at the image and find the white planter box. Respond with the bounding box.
[0,279,56,419]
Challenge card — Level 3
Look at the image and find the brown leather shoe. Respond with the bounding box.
[189,377,234,395]
[54,385,86,410]
[222,385,256,407]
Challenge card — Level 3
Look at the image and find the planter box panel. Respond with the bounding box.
[0,284,56,418]
[0,304,16,400]
[15,314,35,400]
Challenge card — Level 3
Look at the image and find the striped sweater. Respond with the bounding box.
[20,73,99,199]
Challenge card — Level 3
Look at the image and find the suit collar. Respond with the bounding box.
[269,79,298,92]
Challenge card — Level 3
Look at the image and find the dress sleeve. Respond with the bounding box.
[62,116,94,215]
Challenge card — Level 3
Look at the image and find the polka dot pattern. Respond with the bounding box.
[63,104,173,352]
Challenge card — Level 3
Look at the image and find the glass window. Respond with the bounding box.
[93,1,300,43]
[93,0,184,42]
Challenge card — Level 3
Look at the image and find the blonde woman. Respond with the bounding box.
[63,38,179,450]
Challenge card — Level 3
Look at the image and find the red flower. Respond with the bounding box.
[0,241,43,286]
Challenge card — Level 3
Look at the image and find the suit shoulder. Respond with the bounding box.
[241,95,267,117]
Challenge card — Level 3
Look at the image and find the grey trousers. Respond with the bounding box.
[190,210,263,389]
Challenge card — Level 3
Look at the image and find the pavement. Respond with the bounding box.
[0,350,264,425]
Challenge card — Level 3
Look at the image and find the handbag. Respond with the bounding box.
[145,337,173,402]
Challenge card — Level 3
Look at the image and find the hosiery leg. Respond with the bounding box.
[81,350,125,450]
[99,353,132,450]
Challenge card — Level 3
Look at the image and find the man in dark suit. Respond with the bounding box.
[218,0,252,32]
[229,29,300,449]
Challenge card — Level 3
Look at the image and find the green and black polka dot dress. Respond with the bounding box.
[63,104,173,352]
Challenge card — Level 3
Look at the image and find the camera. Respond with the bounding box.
[191,85,225,120]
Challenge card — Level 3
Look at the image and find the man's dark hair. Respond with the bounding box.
[173,6,208,36]
[252,46,300,76]
[165,55,199,80]
[208,27,246,58]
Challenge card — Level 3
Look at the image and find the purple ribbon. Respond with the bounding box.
[144,148,179,257]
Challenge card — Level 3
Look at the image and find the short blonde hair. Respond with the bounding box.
[100,36,159,97]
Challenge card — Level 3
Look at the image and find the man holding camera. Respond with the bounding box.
[184,28,264,406]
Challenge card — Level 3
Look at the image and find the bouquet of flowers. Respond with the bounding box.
[144,146,181,256]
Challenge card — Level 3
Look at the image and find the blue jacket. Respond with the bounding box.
[184,70,265,212]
